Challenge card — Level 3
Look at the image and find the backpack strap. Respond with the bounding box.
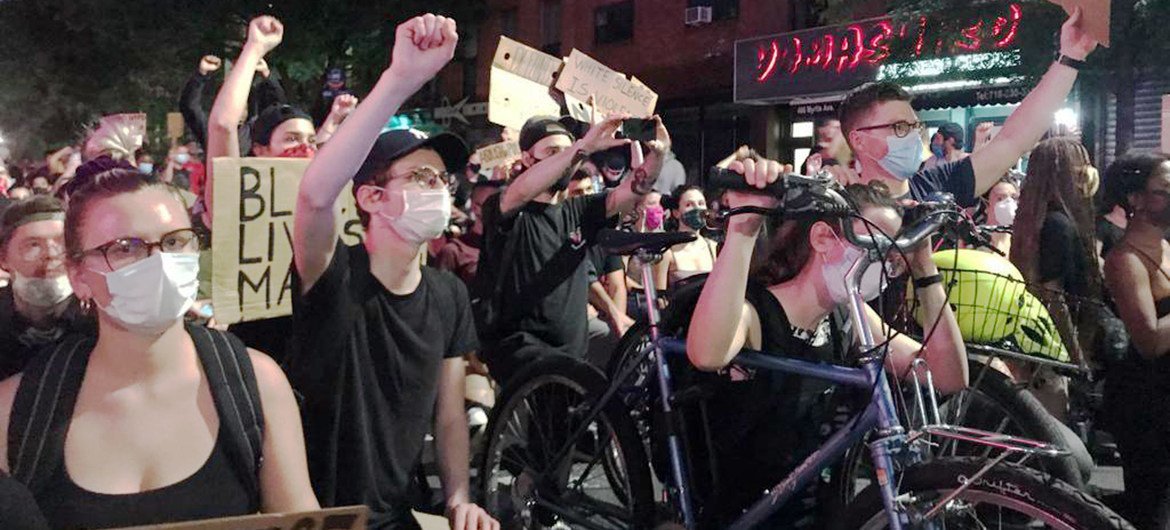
[8,335,94,493]
[187,324,265,502]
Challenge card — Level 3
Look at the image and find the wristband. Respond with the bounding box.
[1056,54,1086,71]
[913,274,943,290]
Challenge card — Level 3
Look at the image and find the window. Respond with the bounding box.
[595,1,634,45]
[541,0,562,55]
[500,9,518,38]
[791,121,814,139]
[688,0,738,21]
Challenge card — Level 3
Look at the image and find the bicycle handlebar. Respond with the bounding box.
[707,167,965,257]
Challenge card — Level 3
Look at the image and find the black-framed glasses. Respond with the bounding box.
[854,120,925,138]
[389,166,452,189]
[77,228,201,270]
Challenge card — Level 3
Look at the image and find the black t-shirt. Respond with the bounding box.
[703,282,855,527]
[479,192,614,357]
[0,288,95,381]
[585,246,623,283]
[1039,211,1092,300]
[287,242,477,528]
[908,157,977,207]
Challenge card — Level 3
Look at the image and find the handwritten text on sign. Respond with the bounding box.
[475,141,521,169]
[211,158,362,325]
[555,49,657,118]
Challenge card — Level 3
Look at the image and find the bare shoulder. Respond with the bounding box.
[246,348,293,395]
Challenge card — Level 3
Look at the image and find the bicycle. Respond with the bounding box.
[479,170,1133,529]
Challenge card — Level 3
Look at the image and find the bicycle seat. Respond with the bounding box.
[597,229,696,256]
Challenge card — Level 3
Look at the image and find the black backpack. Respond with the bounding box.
[7,324,265,502]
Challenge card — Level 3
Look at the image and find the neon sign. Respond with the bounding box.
[735,3,1030,103]
[754,4,1021,82]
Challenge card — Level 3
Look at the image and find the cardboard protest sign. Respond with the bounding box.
[563,94,597,124]
[488,37,563,130]
[211,158,363,325]
[556,49,658,118]
[476,140,521,169]
[166,112,185,140]
[1049,0,1110,47]
[116,506,368,530]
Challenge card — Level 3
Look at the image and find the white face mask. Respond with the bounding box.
[12,273,72,308]
[93,252,199,334]
[173,153,191,165]
[993,197,1018,226]
[822,236,887,303]
[378,189,451,245]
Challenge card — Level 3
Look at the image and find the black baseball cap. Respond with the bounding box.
[519,116,577,152]
[353,129,469,186]
[251,104,313,147]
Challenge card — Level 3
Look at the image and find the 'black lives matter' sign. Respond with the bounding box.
[211,158,362,325]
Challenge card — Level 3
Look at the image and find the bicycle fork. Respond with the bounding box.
[639,252,697,529]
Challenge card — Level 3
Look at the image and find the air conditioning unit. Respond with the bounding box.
[685,6,712,26]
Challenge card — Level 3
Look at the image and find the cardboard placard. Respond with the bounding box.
[1163,95,1170,154]
[166,112,186,140]
[488,37,563,130]
[1049,0,1111,47]
[555,49,657,118]
[115,506,368,530]
[476,140,521,169]
[211,158,363,325]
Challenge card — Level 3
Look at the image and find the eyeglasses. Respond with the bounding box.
[77,228,201,270]
[15,237,65,262]
[390,166,451,189]
[854,120,925,138]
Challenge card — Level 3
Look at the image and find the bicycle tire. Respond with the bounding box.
[936,360,1089,488]
[835,456,1133,529]
[479,355,655,529]
[831,359,1089,505]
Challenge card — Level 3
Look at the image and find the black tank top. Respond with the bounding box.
[35,424,255,529]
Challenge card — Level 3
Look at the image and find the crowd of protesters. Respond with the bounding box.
[3,6,1170,530]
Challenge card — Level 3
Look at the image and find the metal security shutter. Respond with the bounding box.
[1104,71,1170,167]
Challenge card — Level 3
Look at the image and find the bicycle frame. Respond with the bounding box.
[576,246,911,530]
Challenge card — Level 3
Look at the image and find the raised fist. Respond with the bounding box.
[331,94,358,119]
[199,55,222,75]
[388,14,458,88]
[246,16,284,56]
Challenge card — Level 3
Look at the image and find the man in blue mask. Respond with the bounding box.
[835,9,1098,207]
[922,122,967,171]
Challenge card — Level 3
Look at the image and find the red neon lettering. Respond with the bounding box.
[756,40,779,81]
[789,37,803,74]
[838,25,866,72]
[868,21,893,63]
[992,4,1022,48]
[913,16,927,57]
[805,34,834,70]
[955,20,983,51]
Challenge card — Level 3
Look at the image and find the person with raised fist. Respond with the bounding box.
[289,14,497,530]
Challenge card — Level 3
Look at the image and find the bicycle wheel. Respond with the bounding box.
[934,360,1089,488]
[605,321,654,439]
[832,360,1087,504]
[480,355,655,529]
[836,457,1133,529]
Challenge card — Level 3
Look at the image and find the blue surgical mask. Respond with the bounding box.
[878,133,924,181]
[138,163,154,174]
[930,144,945,160]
